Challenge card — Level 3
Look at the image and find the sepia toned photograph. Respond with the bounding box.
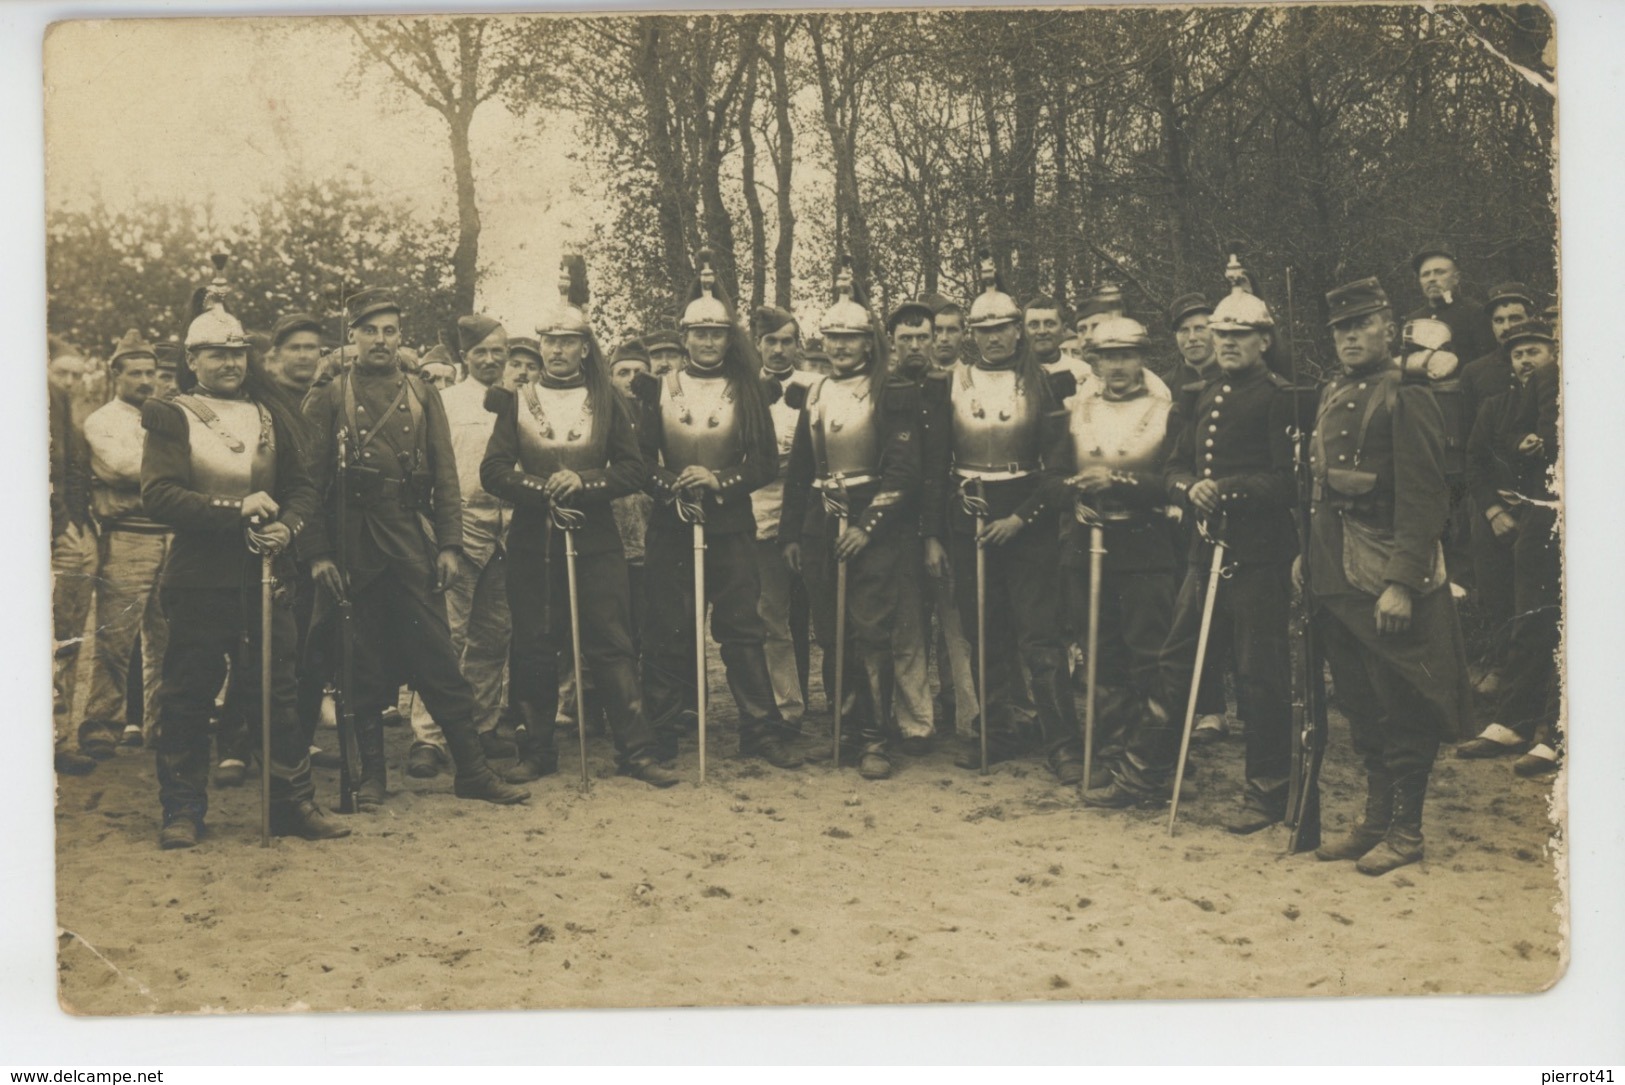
[43,3,1566,1020]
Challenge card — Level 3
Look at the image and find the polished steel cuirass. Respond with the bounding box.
[950,366,1039,477]
[181,395,274,499]
[809,374,880,483]
[661,370,741,471]
[516,383,603,475]
[1068,390,1170,475]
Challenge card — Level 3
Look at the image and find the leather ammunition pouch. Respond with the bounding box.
[1339,512,1446,597]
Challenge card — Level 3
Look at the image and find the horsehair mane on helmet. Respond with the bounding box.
[966,249,1022,330]
[680,246,735,331]
[537,254,592,339]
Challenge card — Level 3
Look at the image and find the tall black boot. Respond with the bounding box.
[444,718,531,804]
[1356,770,1425,875]
[1316,772,1392,862]
[856,655,893,780]
[502,702,558,784]
[356,714,387,811]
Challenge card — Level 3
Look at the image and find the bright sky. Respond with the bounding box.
[45,16,595,331]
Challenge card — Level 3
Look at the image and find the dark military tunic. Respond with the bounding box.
[1309,359,1471,783]
[1158,363,1297,807]
[1405,296,1495,373]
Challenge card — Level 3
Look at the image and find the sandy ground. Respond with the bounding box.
[55,651,1566,1016]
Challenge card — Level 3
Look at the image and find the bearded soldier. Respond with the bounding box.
[635,252,802,769]
[921,258,1079,781]
[780,264,921,779]
[140,274,347,849]
[301,287,529,809]
[1309,278,1471,874]
[479,263,678,788]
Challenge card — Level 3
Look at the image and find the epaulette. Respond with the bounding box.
[483,383,515,414]
[1266,370,1294,390]
[760,374,783,407]
[629,370,662,407]
[140,397,187,440]
[782,380,810,412]
[1045,369,1078,403]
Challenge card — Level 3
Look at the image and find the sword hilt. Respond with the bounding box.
[549,500,586,532]
[958,477,990,520]
[675,489,706,525]
[820,475,852,520]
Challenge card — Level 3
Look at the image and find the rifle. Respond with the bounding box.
[1283,267,1326,853]
[329,430,363,814]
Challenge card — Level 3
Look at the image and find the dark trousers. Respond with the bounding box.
[949,524,1077,757]
[1158,558,1293,807]
[221,561,322,762]
[1496,506,1562,744]
[802,515,908,744]
[1469,498,1518,652]
[641,520,789,744]
[1065,561,1176,761]
[507,541,655,764]
[154,583,312,821]
[1316,604,1444,783]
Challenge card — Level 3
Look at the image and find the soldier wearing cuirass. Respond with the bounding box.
[780,263,922,780]
[919,259,1079,782]
[479,262,677,788]
[633,252,803,770]
[1154,290,1299,833]
[1309,278,1473,875]
[301,287,529,810]
[1047,318,1185,804]
[139,272,347,849]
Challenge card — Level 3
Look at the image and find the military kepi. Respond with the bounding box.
[272,312,323,347]
[345,286,402,327]
[1502,319,1555,348]
[1167,292,1212,331]
[1325,277,1391,327]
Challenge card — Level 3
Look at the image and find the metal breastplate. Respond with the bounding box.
[950,366,1040,479]
[809,374,880,486]
[516,383,602,475]
[1069,391,1169,474]
[180,395,274,499]
[661,370,741,471]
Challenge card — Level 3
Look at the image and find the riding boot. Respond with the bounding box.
[1316,772,1392,862]
[1356,770,1426,875]
[856,654,893,780]
[502,702,559,783]
[444,717,531,804]
[356,713,387,811]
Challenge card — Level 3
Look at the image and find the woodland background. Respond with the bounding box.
[46,5,1556,377]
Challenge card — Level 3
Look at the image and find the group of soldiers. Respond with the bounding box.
[48,239,1562,878]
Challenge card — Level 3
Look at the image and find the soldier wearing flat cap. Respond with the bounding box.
[139,270,347,848]
[1308,277,1471,875]
[152,339,182,399]
[1153,291,1298,829]
[641,329,687,378]
[300,287,529,810]
[1459,319,1561,777]
[1406,242,1495,368]
[1456,281,1541,644]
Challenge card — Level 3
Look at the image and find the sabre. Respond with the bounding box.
[553,501,591,792]
[332,430,362,814]
[247,516,274,848]
[961,477,991,775]
[824,478,852,767]
[1169,512,1228,836]
[1081,505,1106,795]
[677,489,708,783]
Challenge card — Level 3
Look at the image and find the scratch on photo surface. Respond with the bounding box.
[59,926,158,1009]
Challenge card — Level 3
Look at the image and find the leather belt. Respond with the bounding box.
[954,463,1037,482]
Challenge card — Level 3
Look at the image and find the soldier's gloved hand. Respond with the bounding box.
[310,557,347,601]
[1187,479,1221,516]
[241,491,280,521]
[674,465,721,493]
[834,525,870,561]
[252,522,292,555]
[782,541,802,574]
[1375,583,1413,636]
[545,469,584,501]
[978,514,1025,547]
[1489,509,1518,538]
[923,537,950,579]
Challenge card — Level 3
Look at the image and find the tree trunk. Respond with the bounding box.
[738,51,766,312]
[634,21,696,317]
[768,20,796,309]
[448,106,480,316]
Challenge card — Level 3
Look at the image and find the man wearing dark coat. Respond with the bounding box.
[1308,278,1471,876]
